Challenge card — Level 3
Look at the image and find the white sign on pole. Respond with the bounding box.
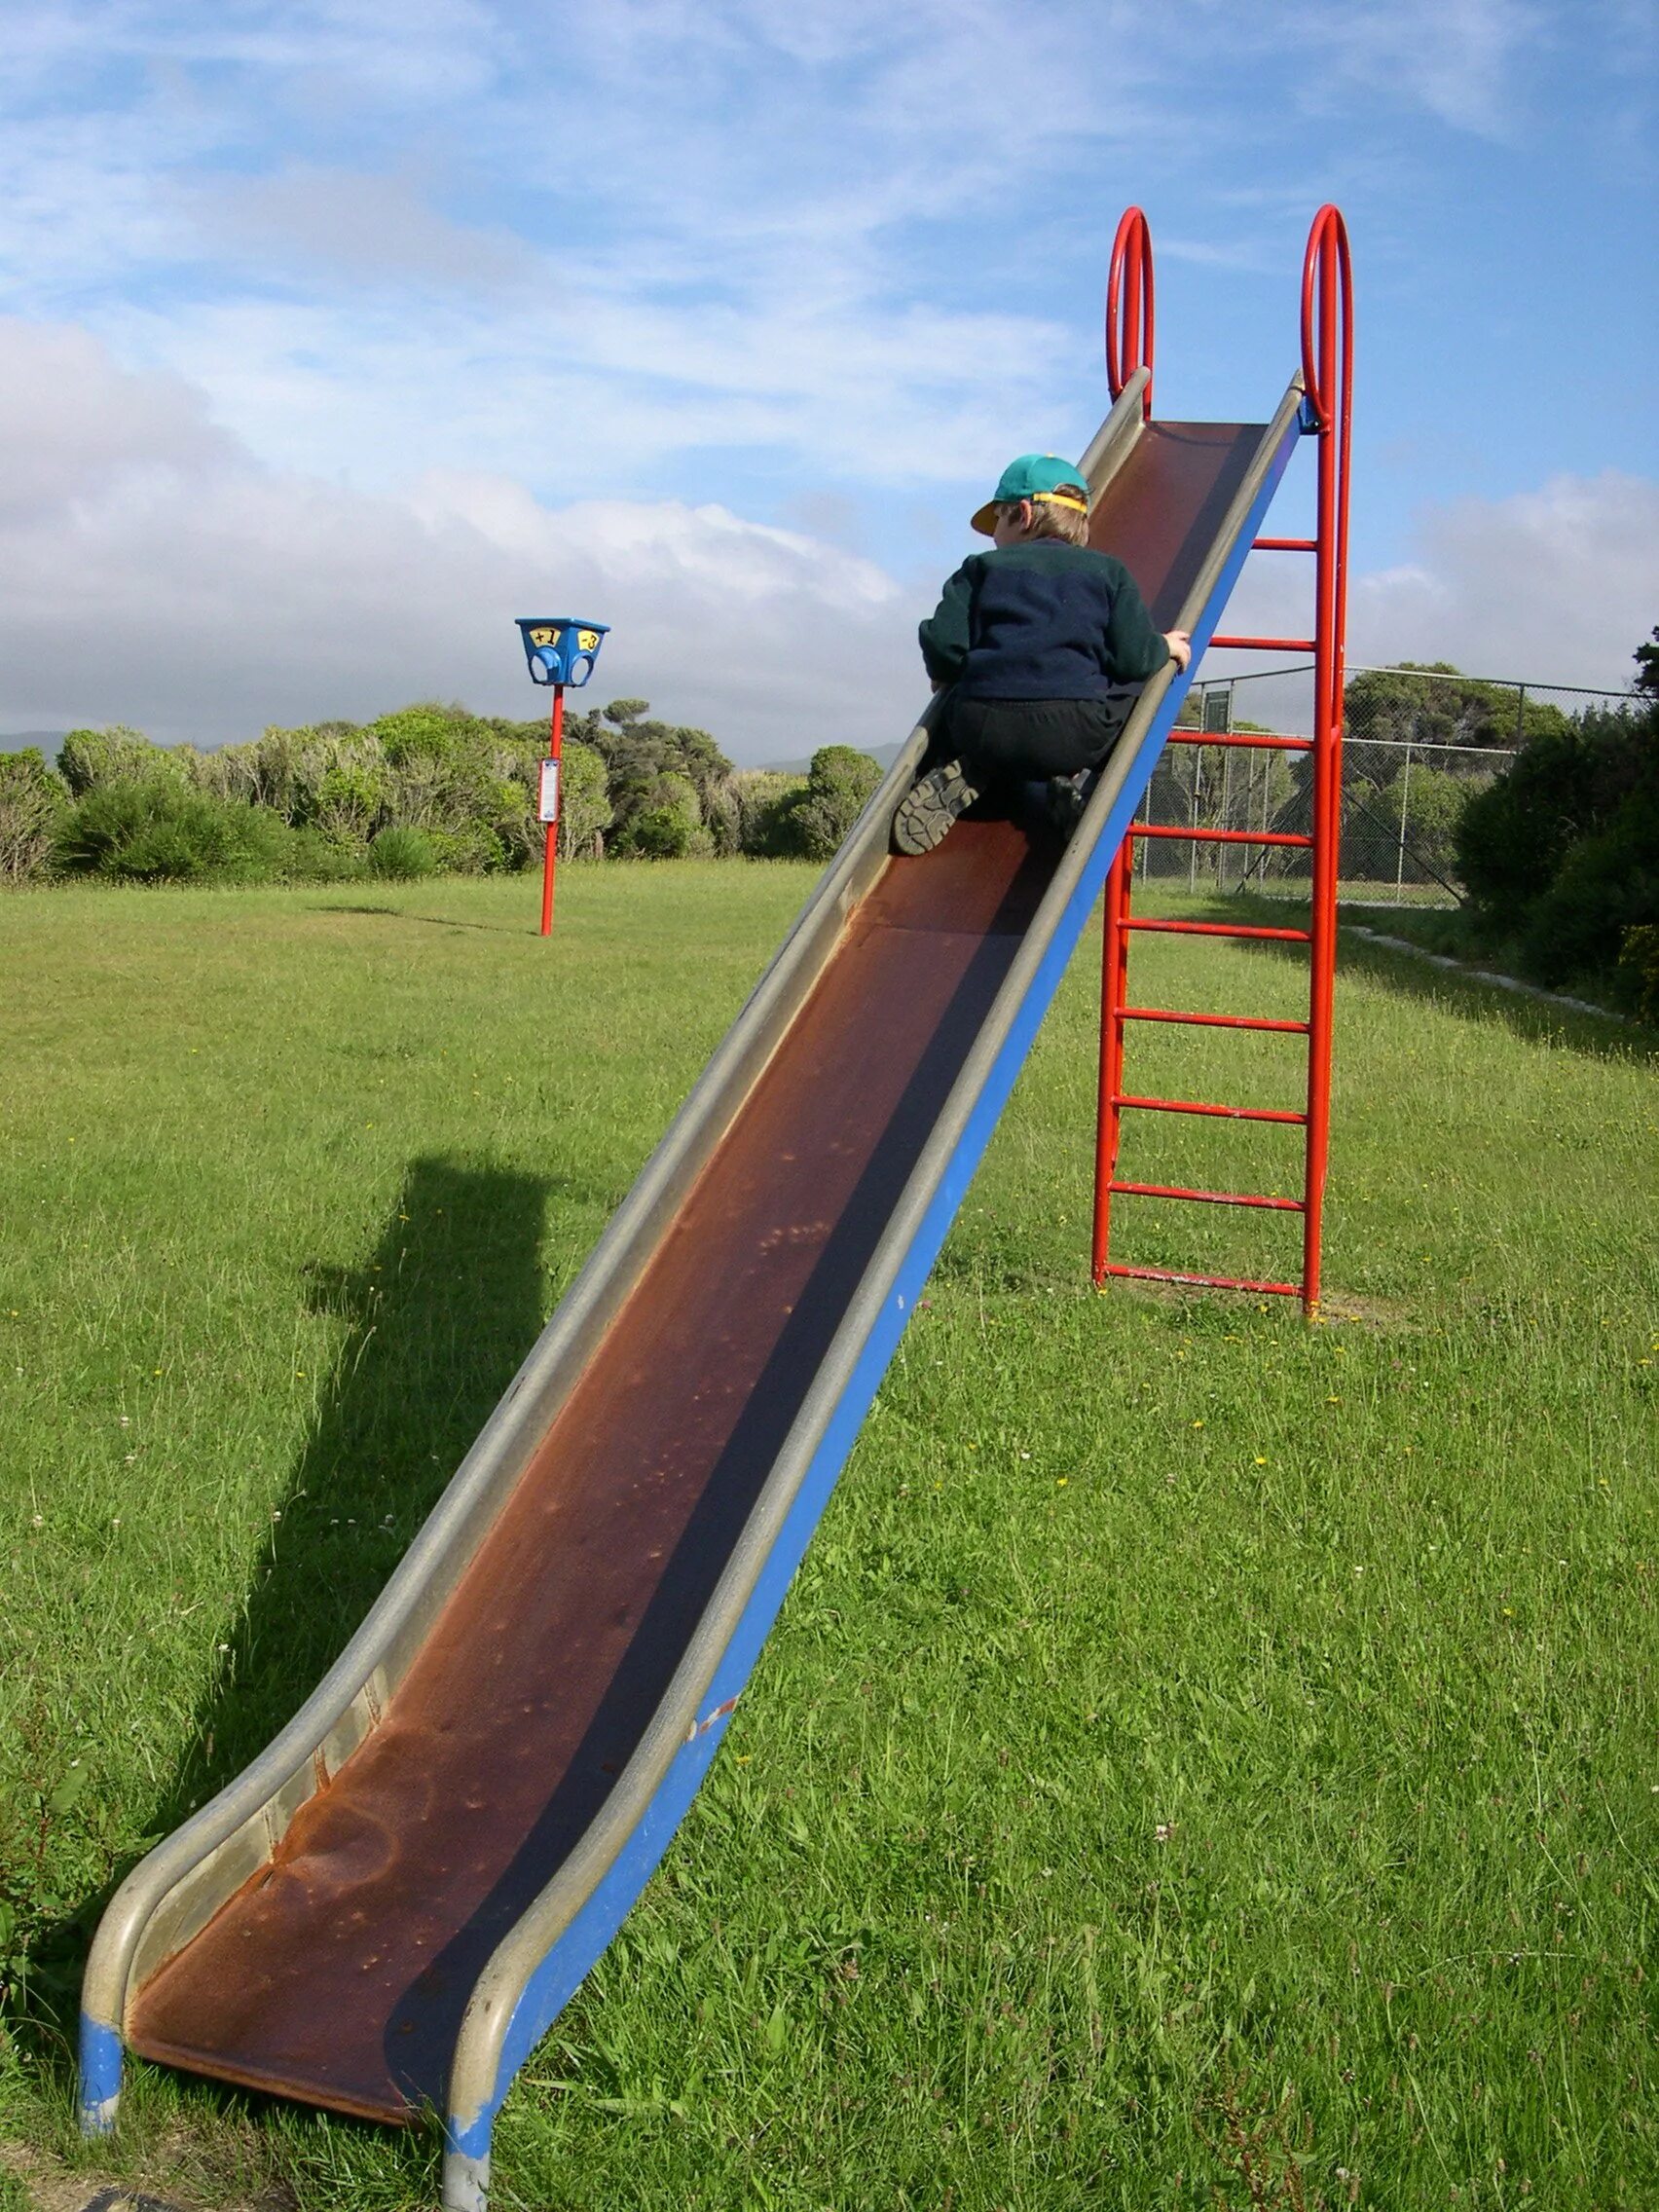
[537,759,560,824]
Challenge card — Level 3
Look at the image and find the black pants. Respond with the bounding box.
[940,691,1136,788]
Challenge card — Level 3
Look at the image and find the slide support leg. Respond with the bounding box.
[443,2120,493,2212]
[78,2012,124,2137]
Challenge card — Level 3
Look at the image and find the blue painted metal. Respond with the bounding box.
[515,617,609,687]
[448,405,1305,2170]
[78,2010,123,2135]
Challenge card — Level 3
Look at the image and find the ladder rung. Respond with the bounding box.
[1129,826,1313,848]
[1109,1180,1307,1213]
[1101,1262,1303,1297]
[1119,1007,1309,1035]
[1210,634,1316,651]
[1124,919,1311,943]
[1113,1093,1309,1126]
[1252,535,1317,551]
[1165,732,1312,752]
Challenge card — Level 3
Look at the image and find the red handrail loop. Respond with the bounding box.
[1299,203,1353,744]
[1300,204,1353,434]
[1105,206,1155,419]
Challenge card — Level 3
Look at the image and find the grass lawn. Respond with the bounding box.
[1,864,1655,2212]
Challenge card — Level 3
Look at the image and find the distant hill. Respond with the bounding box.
[754,741,903,778]
[2,730,66,756]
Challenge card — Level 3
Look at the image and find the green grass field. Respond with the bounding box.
[2,865,1655,2212]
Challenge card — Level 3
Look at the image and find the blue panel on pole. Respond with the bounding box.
[515,618,609,687]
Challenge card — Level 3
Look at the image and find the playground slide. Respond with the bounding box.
[83,364,1308,2211]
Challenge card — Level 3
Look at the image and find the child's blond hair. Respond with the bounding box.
[999,493,1089,547]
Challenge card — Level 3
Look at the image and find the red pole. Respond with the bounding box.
[1298,207,1353,1314]
[539,682,565,938]
[1091,838,1132,1284]
[1093,203,1158,1290]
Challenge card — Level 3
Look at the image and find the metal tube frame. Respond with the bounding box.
[1091,203,1352,1316]
[539,684,565,937]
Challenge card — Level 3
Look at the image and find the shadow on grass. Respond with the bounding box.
[22,1159,548,2085]
[315,903,539,937]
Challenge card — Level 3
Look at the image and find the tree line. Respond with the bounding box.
[5,649,1651,1017]
[0,698,885,889]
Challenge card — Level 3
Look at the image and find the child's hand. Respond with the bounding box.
[1164,630,1192,672]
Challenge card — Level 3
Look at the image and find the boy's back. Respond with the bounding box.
[921,539,1165,702]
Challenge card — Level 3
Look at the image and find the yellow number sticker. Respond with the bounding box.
[529,626,559,647]
[577,629,600,652]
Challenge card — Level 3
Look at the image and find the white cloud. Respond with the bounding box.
[0,316,924,760]
[0,319,237,514]
[1217,470,1656,693]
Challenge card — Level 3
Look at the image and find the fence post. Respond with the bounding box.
[1189,746,1201,894]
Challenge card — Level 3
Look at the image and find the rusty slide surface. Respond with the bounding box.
[125,420,1266,2122]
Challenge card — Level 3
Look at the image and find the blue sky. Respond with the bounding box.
[2,0,1654,756]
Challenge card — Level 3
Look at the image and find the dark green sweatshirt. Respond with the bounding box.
[919,540,1168,699]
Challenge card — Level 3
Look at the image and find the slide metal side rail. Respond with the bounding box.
[1091,204,1352,1312]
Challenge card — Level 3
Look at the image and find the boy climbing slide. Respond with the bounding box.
[894,453,1191,855]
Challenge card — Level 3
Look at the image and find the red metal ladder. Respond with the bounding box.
[1090,206,1352,1315]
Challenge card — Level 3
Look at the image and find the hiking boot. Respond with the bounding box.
[892,759,982,855]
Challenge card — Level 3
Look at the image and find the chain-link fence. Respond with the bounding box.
[1133,664,1638,907]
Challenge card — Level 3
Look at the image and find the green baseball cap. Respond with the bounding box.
[971,452,1090,536]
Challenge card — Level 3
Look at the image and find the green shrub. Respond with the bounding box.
[556,738,613,860]
[612,769,702,860]
[368,701,480,765]
[57,723,189,794]
[617,804,696,859]
[0,748,70,884]
[311,753,388,843]
[1517,788,1659,988]
[1616,923,1659,1023]
[55,783,295,882]
[1456,728,1591,911]
[1371,763,1484,885]
[424,823,507,875]
[726,769,806,858]
[773,745,883,861]
[369,825,438,880]
[1448,636,1659,1003]
[287,828,367,882]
